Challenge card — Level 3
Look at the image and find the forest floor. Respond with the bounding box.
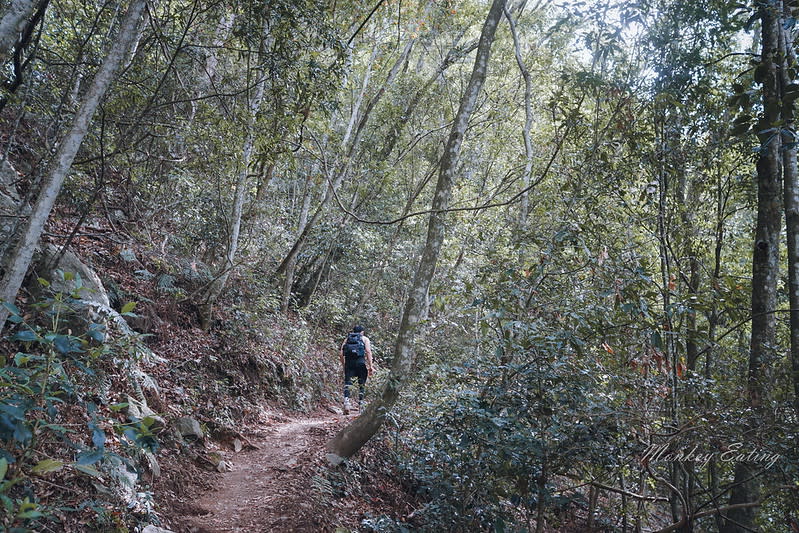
[166,406,398,533]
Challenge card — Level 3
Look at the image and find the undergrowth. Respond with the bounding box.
[1,272,163,532]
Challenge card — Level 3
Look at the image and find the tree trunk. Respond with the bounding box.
[274,38,415,279]
[0,0,149,332]
[781,2,799,416]
[722,2,783,530]
[326,0,507,461]
[198,12,235,96]
[281,172,314,314]
[654,91,683,524]
[376,38,479,163]
[348,41,488,317]
[198,34,267,328]
[504,6,533,227]
[0,0,39,64]
[277,45,378,314]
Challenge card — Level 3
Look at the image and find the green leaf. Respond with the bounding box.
[31,459,63,475]
[13,422,32,444]
[0,458,7,482]
[36,277,50,288]
[76,449,103,466]
[120,301,137,314]
[86,323,105,342]
[74,464,102,478]
[141,415,159,428]
[17,500,36,512]
[91,426,105,450]
[16,499,44,519]
[109,402,129,412]
[14,353,31,365]
[53,335,82,355]
[11,330,37,342]
[2,302,21,316]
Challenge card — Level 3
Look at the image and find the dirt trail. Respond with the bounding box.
[177,411,345,533]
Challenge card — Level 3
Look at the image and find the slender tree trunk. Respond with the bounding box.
[0,0,39,64]
[654,96,683,524]
[326,0,507,461]
[274,38,415,279]
[722,2,783,530]
[178,10,235,130]
[709,169,726,532]
[348,41,488,316]
[281,172,314,314]
[278,43,378,314]
[376,38,479,162]
[280,35,484,306]
[198,38,267,327]
[253,162,275,209]
[504,6,533,227]
[678,169,701,372]
[343,42,379,149]
[0,0,149,332]
[536,449,547,533]
[680,171,701,529]
[781,2,799,415]
[198,12,235,96]
[680,171,700,527]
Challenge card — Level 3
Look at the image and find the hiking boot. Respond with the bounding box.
[343,398,351,415]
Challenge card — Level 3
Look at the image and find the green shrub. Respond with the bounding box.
[1,279,160,531]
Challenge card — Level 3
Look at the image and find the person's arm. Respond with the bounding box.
[364,337,374,375]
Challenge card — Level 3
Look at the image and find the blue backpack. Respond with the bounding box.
[343,332,365,360]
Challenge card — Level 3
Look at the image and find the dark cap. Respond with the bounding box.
[353,325,364,333]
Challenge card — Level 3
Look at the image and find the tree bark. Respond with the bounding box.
[504,6,533,227]
[722,2,783,530]
[781,1,799,416]
[326,0,507,461]
[0,0,150,332]
[281,172,315,314]
[198,11,235,97]
[0,0,39,65]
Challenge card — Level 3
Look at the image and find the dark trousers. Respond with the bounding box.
[344,359,368,401]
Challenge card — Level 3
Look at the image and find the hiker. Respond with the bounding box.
[339,325,374,414]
